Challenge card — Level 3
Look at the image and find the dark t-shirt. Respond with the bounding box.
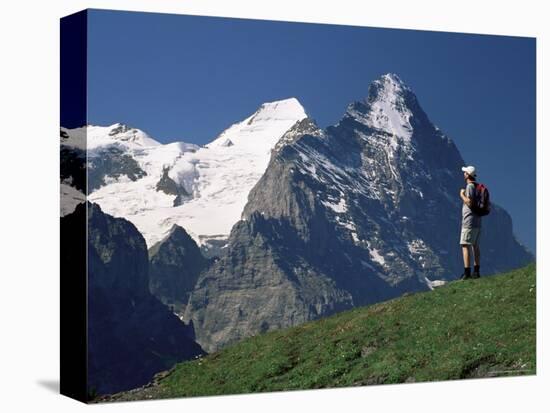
[462,182,481,229]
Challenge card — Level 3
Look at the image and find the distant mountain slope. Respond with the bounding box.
[98,263,536,401]
[184,74,533,352]
[61,98,307,255]
[148,224,211,317]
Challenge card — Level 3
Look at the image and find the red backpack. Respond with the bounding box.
[471,183,491,216]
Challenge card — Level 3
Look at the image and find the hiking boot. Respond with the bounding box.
[459,272,472,281]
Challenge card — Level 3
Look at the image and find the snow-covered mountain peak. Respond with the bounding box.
[66,98,308,250]
[343,73,415,143]
[92,123,161,149]
[61,123,161,150]
[206,97,307,150]
[376,73,411,93]
[252,97,307,123]
[365,73,414,113]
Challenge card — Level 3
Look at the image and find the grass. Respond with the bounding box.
[99,263,536,402]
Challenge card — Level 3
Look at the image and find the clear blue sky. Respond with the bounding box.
[86,9,536,254]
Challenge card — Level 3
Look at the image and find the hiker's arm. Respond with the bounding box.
[460,189,472,207]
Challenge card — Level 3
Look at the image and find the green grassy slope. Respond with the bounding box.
[99,264,536,402]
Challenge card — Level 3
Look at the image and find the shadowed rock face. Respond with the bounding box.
[87,146,147,191]
[148,225,210,317]
[62,203,205,396]
[155,167,191,206]
[184,74,533,353]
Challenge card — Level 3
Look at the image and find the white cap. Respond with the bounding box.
[461,165,477,177]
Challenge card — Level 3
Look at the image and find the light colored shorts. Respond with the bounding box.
[460,227,481,246]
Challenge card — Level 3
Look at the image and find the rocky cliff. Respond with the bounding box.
[148,224,210,317]
[62,203,205,395]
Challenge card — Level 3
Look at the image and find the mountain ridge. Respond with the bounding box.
[61,97,308,252]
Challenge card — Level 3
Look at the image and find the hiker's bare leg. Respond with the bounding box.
[473,244,480,267]
[462,245,471,268]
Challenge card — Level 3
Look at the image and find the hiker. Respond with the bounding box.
[459,165,483,280]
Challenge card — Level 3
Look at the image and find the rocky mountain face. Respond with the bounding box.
[61,202,205,396]
[87,145,147,192]
[148,225,211,317]
[183,74,533,352]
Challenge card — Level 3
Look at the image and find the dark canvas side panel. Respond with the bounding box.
[60,9,88,403]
